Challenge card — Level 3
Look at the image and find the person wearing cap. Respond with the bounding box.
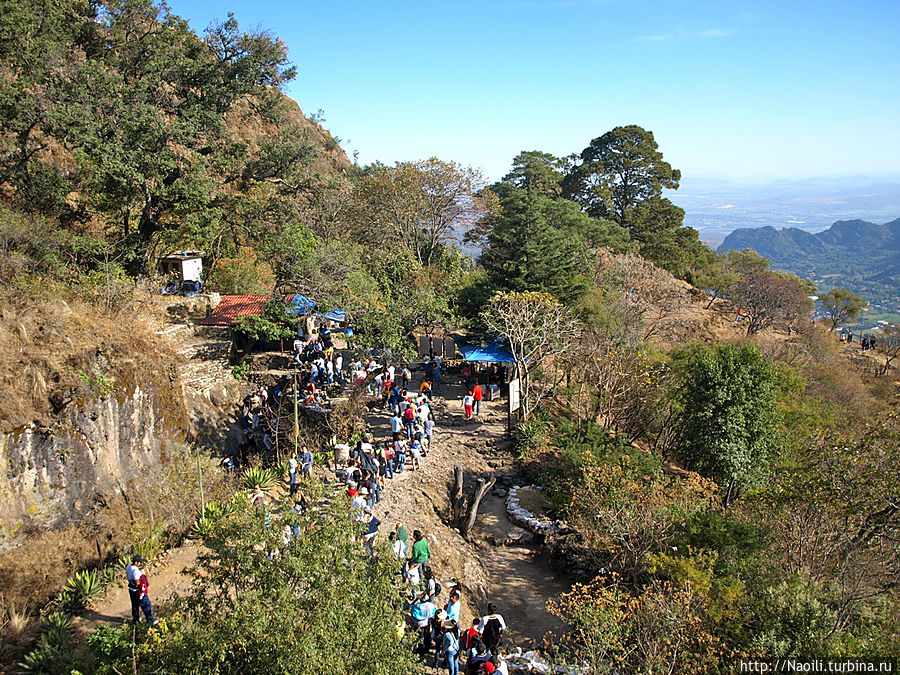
[125,556,158,625]
[431,609,448,667]
[462,391,474,420]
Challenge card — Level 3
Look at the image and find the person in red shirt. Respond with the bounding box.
[472,383,483,416]
[461,618,480,652]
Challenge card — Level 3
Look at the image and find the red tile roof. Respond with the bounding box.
[200,295,269,326]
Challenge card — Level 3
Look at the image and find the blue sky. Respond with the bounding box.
[167,0,900,183]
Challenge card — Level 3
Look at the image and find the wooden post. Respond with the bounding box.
[461,477,496,539]
[292,371,299,463]
[197,454,205,513]
[451,465,465,524]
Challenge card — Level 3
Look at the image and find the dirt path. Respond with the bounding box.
[76,374,572,653]
[471,493,570,643]
[73,541,202,638]
[370,378,571,648]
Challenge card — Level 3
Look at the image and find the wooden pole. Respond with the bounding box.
[461,477,496,539]
[293,371,299,461]
[197,455,205,512]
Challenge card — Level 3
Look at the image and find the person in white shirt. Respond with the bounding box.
[390,531,406,559]
[478,603,507,652]
[390,413,404,436]
[350,489,368,521]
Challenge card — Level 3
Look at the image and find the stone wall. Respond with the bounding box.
[0,383,178,551]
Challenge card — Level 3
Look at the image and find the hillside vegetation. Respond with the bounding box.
[1,0,899,672]
[720,217,900,305]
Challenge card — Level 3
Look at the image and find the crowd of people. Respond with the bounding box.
[324,353,513,673]
[227,327,515,671]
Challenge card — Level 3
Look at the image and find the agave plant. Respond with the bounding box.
[242,466,280,493]
[18,613,75,674]
[59,569,104,613]
[192,501,230,538]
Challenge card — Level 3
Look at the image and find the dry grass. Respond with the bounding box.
[0,289,176,433]
[0,595,39,664]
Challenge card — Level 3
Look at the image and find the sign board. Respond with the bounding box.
[417,335,458,359]
[508,378,521,413]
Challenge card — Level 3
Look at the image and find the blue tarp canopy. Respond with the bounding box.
[455,338,517,363]
[318,308,346,323]
[286,295,347,324]
[287,294,316,316]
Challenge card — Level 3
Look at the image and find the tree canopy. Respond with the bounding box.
[819,287,868,331]
[675,343,780,505]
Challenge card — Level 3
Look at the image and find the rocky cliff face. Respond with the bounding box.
[0,377,184,552]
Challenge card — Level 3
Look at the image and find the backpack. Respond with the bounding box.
[481,617,502,646]
[433,580,442,596]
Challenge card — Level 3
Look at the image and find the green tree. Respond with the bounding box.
[675,343,780,506]
[351,158,492,266]
[563,125,705,275]
[479,187,593,303]
[819,288,868,331]
[89,495,418,673]
[500,150,566,197]
[695,258,740,309]
[564,125,681,227]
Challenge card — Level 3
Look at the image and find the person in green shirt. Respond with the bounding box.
[411,529,431,572]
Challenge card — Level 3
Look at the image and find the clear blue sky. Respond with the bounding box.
[167,0,899,183]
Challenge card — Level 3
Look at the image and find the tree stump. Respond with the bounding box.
[461,477,496,539]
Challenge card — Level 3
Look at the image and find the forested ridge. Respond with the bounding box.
[720,218,900,305]
[1,0,899,672]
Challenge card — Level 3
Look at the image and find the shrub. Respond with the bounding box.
[513,417,549,460]
[242,466,281,493]
[58,570,105,613]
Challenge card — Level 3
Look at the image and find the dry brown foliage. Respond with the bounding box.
[0,290,175,433]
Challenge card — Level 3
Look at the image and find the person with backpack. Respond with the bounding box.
[442,619,461,675]
[478,603,506,654]
[466,639,491,674]
[424,567,442,601]
[460,618,480,653]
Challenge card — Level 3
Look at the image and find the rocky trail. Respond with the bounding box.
[367,383,572,650]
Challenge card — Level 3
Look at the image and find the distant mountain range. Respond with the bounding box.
[670,175,900,246]
[718,217,900,305]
